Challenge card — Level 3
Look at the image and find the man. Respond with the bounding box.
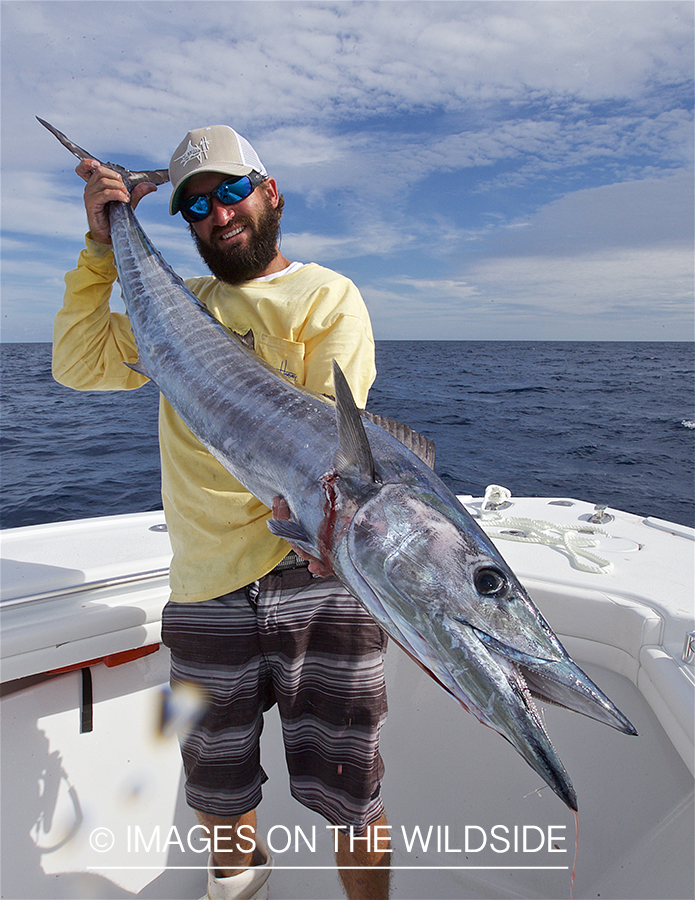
[52,125,390,900]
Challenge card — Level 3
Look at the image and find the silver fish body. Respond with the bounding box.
[42,119,637,811]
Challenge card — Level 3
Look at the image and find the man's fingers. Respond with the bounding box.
[271,496,291,520]
[307,559,333,578]
[75,158,99,183]
[79,162,128,199]
[76,160,156,218]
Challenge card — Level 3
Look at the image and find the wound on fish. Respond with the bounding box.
[318,471,339,564]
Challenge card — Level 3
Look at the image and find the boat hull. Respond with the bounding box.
[2,496,693,899]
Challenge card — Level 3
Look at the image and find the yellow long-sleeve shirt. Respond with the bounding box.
[53,236,376,602]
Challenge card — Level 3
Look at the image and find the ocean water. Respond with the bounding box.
[1,341,693,531]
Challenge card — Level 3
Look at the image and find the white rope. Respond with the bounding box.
[476,485,613,574]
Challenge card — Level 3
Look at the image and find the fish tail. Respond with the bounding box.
[37,117,169,190]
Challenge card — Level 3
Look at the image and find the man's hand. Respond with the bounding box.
[271,496,333,578]
[75,159,158,245]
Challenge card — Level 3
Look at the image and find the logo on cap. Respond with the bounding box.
[175,136,210,168]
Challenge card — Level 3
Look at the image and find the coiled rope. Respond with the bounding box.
[475,485,613,574]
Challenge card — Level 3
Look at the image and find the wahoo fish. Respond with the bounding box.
[40,118,636,811]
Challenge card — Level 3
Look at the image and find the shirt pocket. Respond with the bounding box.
[257,333,305,385]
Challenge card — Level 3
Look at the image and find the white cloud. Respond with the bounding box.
[469,244,693,314]
[3,172,91,239]
[4,2,692,158]
[488,170,694,255]
[1,1,692,341]
[361,171,694,340]
[364,241,694,340]
[283,217,411,262]
[283,231,379,262]
[363,236,695,341]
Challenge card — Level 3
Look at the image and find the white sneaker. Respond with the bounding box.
[198,834,273,900]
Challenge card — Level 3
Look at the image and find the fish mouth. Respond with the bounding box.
[471,625,638,736]
[477,638,579,811]
[381,606,581,811]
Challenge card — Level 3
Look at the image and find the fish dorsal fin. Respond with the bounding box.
[362,411,436,469]
[332,360,376,482]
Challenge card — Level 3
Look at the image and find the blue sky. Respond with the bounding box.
[1,0,693,341]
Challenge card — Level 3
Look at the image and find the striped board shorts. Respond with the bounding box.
[161,565,388,832]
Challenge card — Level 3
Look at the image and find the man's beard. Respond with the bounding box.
[190,196,283,285]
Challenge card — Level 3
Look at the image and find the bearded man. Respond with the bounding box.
[52,125,390,900]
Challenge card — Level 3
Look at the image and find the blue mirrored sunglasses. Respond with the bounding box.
[180,172,267,223]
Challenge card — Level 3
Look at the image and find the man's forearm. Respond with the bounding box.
[52,237,147,392]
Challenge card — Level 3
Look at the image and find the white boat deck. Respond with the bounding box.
[1,495,693,899]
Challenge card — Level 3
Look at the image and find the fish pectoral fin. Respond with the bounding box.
[332,360,376,482]
[266,518,316,556]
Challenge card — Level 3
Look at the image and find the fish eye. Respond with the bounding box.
[474,567,509,599]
